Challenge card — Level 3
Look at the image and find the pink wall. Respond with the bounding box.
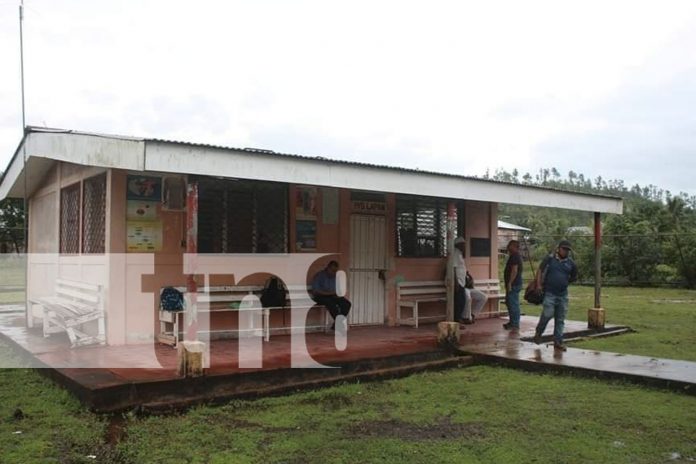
[29,165,499,344]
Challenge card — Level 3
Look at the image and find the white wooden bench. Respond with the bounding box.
[475,278,506,314]
[396,279,506,328]
[30,279,105,348]
[157,284,328,346]
[396,281,447,328]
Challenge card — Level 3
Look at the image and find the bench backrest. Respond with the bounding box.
[473,278,503,297]
[162,284,317,308]
[54,279,103,314]
[397,279,503,299]
[396,281,447,300]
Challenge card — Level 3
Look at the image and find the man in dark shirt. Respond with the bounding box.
[533,240,578,350]
[503,240,523,331]
[311,260,352,332]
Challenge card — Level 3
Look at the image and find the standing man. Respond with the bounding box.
[453,237,488,325]
[533,240,578,351]
[503,240,523,331]
[311,260,352,332]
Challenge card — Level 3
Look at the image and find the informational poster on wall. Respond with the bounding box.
[126,175,163,252]
[127,221,163,252]
[127,175,162,201]
[296,186,318,219]
[295,220,317,251]
[126,200,159,221]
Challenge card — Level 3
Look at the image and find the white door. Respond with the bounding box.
[348,215,387,325]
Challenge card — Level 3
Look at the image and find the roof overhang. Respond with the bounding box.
[0,129,623,214]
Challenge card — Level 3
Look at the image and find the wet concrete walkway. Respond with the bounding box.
[459,316,696,395]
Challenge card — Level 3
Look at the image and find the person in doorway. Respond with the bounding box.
[503,240,523,331]
[533,240,578,351]
[453,237,488,324]
[311,260,352,332]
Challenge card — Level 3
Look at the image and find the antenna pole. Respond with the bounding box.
[19,1,26,130]
[19,1,30,326]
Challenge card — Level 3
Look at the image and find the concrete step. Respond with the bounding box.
[77,351,475,414]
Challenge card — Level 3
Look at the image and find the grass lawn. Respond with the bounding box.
[558,286,695,361]
[0,285,695,463]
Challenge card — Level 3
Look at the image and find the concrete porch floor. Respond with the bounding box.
[0,310,694,412]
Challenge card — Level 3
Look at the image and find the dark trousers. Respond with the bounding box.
[313,295,352,320]
[454,284,467,322]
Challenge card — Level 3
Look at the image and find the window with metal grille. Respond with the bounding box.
[60,183,81,254]
[197,178,288,253]
[82,174,106,254]
[396,196,462,257]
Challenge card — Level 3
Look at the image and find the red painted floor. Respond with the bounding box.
[1,310,694,408]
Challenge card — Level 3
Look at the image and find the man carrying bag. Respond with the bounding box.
[532,240,578,351]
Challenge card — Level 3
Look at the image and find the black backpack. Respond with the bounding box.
[161,287,184,312]
[260,277,287,308]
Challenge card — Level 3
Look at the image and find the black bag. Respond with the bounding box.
[160,287,184,312]
[524,281,544,305]
[260,277,287,308]
[521,240,548,306]
[465,271,474,289]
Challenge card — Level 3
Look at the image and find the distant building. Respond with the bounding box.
[567,225,593,235]
[497,220,531,252]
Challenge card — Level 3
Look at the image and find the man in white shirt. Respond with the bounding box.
[453,237,489,324]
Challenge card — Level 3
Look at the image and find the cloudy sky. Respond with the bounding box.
[1,0,695,195]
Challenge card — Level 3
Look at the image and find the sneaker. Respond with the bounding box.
[533,332,542,345]
[503,322,513,330]
[460,318,474,325]
[554,342,567,351]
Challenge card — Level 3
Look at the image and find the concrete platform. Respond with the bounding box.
[2,311,694,412]
[458,315,696,395]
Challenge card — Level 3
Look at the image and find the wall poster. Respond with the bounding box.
[295,186,318,219]
[127,221,163,252]
[295,220,317,251]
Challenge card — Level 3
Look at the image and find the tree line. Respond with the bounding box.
[485,168,696,288]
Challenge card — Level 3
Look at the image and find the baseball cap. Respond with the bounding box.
[558,240,572,250]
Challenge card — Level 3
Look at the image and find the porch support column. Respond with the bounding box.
[184,181,199,342]
[588,211,605,328]
[445,201,457,321]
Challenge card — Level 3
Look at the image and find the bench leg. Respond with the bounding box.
[264,309,270,342]
[414,302,419,329]
[396,304,401,326]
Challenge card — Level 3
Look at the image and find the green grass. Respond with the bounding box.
[115,368,696,464]
[1,285,695,463]
[558,286,695,361]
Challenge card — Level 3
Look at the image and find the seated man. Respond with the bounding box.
[453,237,489,324]
[311,260,352,331]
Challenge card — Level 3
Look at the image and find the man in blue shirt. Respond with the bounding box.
[533,240,578,351]
[311,260,352,331]
[503,240,523,331]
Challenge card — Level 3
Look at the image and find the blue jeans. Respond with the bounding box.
[535,292,569,344]
[506,284,522,327]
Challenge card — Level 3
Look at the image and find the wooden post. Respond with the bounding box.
[445,201,457,321]
[588,212,605,328]
[185,181,199,341]
[177,340,205,377]
[437,321,461,350]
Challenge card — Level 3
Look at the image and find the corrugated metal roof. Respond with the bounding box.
[497,220,532,231]
[10,126,622,202]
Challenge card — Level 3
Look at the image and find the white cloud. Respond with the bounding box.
[1,0,695,194]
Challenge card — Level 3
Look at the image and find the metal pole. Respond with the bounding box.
[594,211,601,308]
[19,1,26,130]
[445,201,456,321]
[19,1,30,326]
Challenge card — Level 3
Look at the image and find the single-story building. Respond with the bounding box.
[497,220,531,253]
[0,127,623,347]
